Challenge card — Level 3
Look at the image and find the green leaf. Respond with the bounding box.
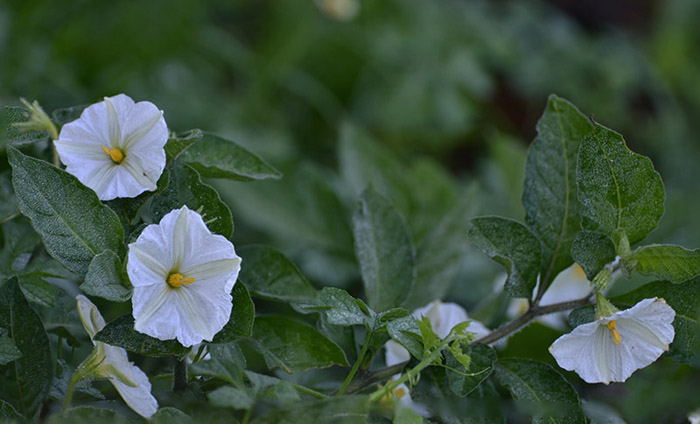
[468,216,542,298]
[180,132,282,181]
[93,315,189,358]
[238,245,318,302]
[164,129,203,164]
[245,371,300,404]
[191,342,246,385]
[628,244,700,284]
[250,315,349,373]
[577,124,665,246]
[418,316,440,355]
[394,407,424,424]
[387,316,423,360]
[611,278,700,366]
[0,277,52,418]
[18,273,58,307]
[522,95,593,285]
[208,386,255,410]
[46,406,129,424]
[151,407,195,424]
[106,168,170,226]
[0,399,22,420]
[0,172,17,222]
[0,334,22,365]
[571,231,616,280]
[8,147,124,276]
[495,358,586,424]
[446,344,497,397]
[212,283,255,343]
[353,187,415,312]
[150,161,233,238]
[79,250,131,302]
[0,107,49,150]
[318,287,370,327]
[250,395,369,424]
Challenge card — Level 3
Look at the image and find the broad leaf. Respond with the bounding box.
[446,344,496,397]
[46,406,129,424]
[468,216,542,298]
[250,395,369,424]
[80,250,131,302]
[250,315,349,373]
[577,124,664,246]
[212,283,255,343]
[238,245,318,302]
[495,358,586,424]
[208,386,255,410]
[522,95,593,286]
[317,287,370,327]
[164,129,203,163]
[191,342,246,385]
[151,407,195,424]
[18,273,58,307]
[94,315,189,358]
[353,187,415,312]
[629,244,700,284]
[387,316,423,360]
[8,147,124,276]
[181,132,282,181]
[0,278,52,418]
[151,161,233,238]
[0,107,49,150]
[0,335,22,365]
[571,231,616,280]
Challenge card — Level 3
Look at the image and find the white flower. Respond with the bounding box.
[127,206,242,347]
[76,295,158,418]
[689,408,700,424]
[55,94,168,200]
[315,0,359,21]
[549,297,675,384]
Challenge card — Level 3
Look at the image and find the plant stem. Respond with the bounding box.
[63,370,82,411]
[472,292,595,346]
[291,383,329,399]
[173,358,188,391]
[336,329,372,396]
[241,408,252,424]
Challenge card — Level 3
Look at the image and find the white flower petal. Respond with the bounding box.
[173,286,232,346]
[133,283,176,335]
[108,360,158,419]
[549,320,602,383]
[385,340,411,367]
[121,101,167,151]
[76,294,106,339]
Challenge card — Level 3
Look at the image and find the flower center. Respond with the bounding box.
[393,386,407,399]
[167,273,195,288]
[101,145,125,163]
[606,320,621,345]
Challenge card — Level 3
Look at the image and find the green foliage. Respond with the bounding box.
[18,273,58,307]
[468,216,542,298]
[163,129,203,164]
[571,231,617,280]
[495,358,586,424]
[386,316,423,360]
[212,283,255,343]
[522,94,593,283]
[180,133,282,181]
[627,244,700,283]
[250,315,349,373]
[0,278,52,418]
[577,124,665,246]
[93,315,189,358]
[80,250,131,302]
[250,396,369,424]
[8,147,124,276]
[0,107,49,150]
[353,187,416,312]
[150,161,233,238]
[0,335,22,365]
[446,343,496,398]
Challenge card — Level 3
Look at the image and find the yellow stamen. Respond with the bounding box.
[393,386,407,399]
[573,263,586,278]
[101,145,125,163]
[606,320,621,345]
[167,273,195,288]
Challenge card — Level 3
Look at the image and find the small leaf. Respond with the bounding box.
[150,161,233,238]
[446,344,496,397]
[387,316,423,360]
[522,95,593,286]
[250,315,349,373]
[8,147,124,276]
[0,277,52,418]
[629,244,700,284]
[577,124,665,246]
[468,216,542,298]
[180,132,282,181]
[212,283,255,343]
[164,129,203,164]
[18,273,58,307]
[238,246,318,302]
[418,316,440,355]
[0,335,22,365]
[208,386,255,410]
[318,287,370,327]
[80,250,132,302]
[495,358,586,424]
[353,187,415,312]
[571,231,616,280]
[0,107,49,150]
[93,315,189,358]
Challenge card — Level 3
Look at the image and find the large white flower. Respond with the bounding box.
[55,94,168,200]
[76,295,158,418]
[549,297,675,384]
[127,206,242,347]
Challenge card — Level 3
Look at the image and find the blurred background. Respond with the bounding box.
[2,0,700,421]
